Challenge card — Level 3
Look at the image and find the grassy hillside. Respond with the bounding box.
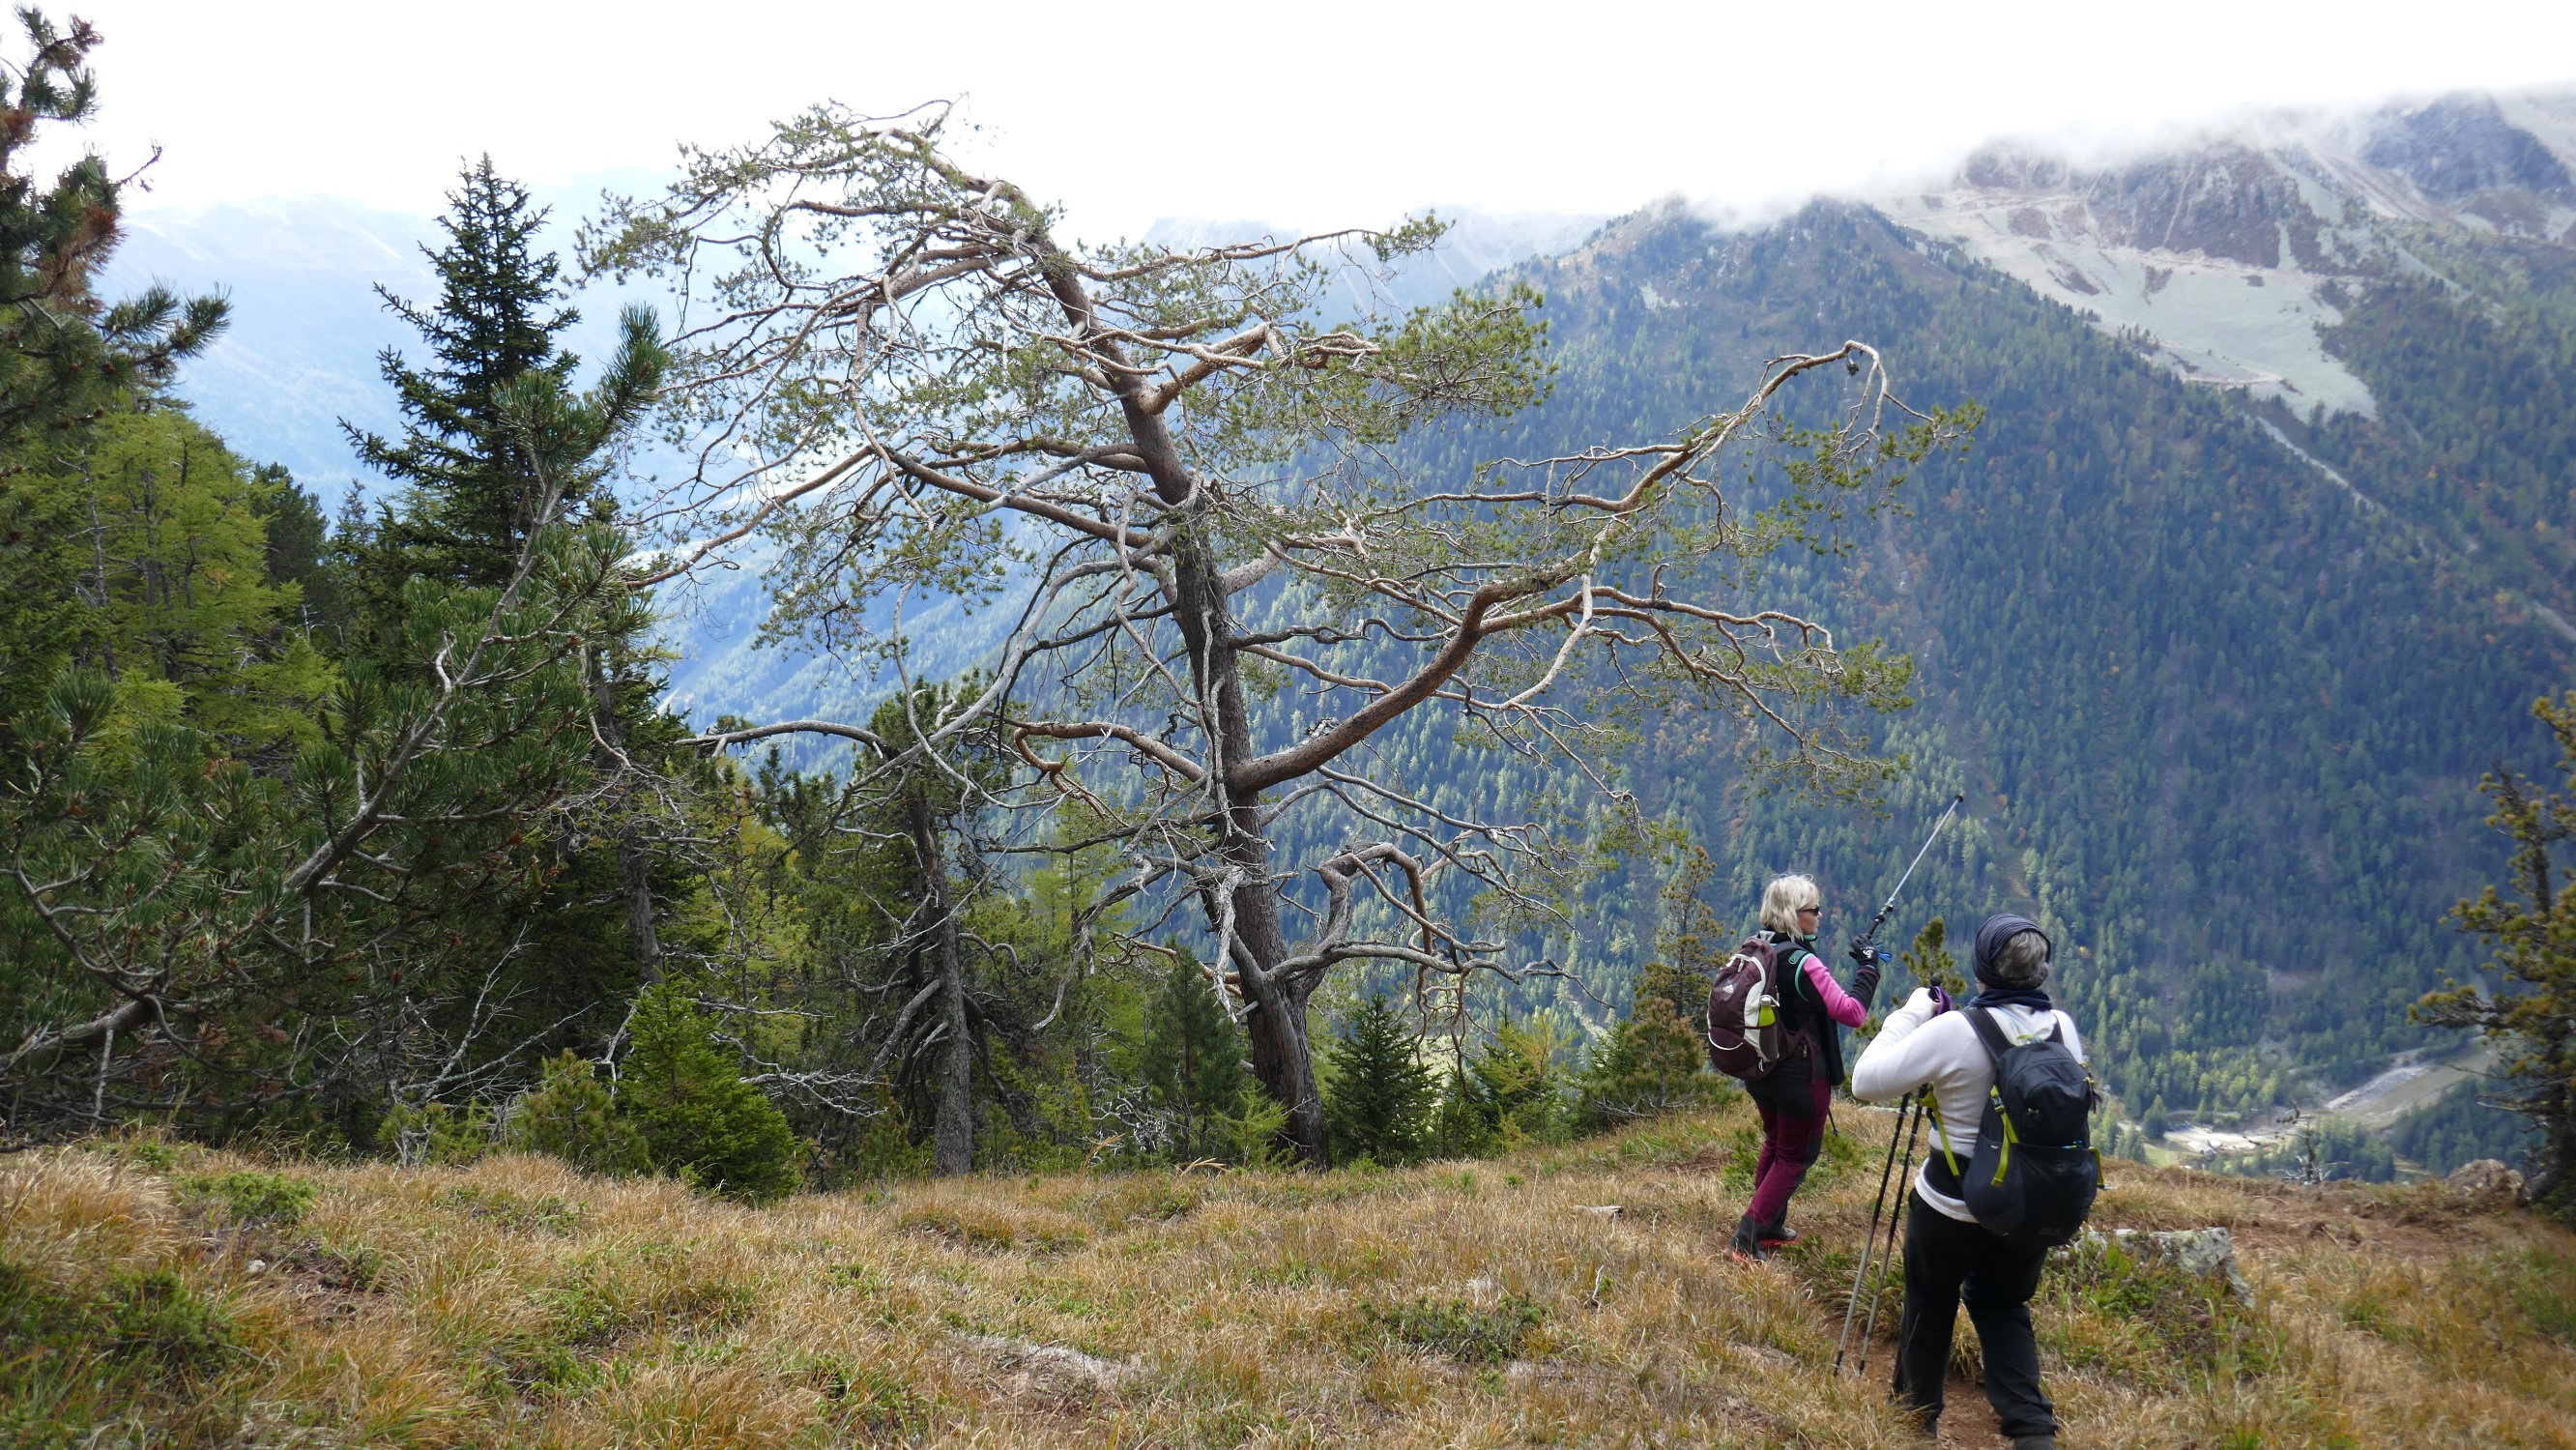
[10,1108,2573,1447]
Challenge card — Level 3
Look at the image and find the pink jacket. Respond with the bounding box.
[1799,951,1870,1029]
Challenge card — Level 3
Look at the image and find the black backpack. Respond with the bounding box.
[1955,1007,2099,1248]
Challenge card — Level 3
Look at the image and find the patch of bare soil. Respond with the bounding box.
[1934,1374,2007,1448]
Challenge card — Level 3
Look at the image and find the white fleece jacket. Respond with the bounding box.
[1849,988,2087,1224]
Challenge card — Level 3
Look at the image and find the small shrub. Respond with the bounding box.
[792,1351,934,1436]
[105,1268,240,1376]
[1224,1086,1295,1171]
[898,1202,1088,1252]
[507,1052,650,1175]
[99,1137,182,1173]
[1361,1292,1548,1363]
[2495,1242,2576,1347]
[0,1259,242,1390]
[178,1170,316,1227]
[305,1242,389,1293]
[616,985,803,1203]
[1718,1124,1761,1192]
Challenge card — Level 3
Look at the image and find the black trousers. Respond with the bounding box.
[1892,1191,2056,1438]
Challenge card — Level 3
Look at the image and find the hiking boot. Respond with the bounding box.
[1727,1212,1768,1263]
[2009,1436,2057,1450]
[1757,1219,1798,1247]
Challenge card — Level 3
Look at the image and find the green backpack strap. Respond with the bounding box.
[1925,1085,1963,1178]
[1961,1008,2020,1185]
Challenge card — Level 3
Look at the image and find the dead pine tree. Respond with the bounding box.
[594,104,1974,1165]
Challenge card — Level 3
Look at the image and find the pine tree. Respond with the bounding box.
[1321,996,1437,1166]
[346,157,580,595]
[2418,689,2576,1209]
[0,10,226,739]
[0,12,225,451]
[1143,948,1249,1161]
[507,1051,649,1174]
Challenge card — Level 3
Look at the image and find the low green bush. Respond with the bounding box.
[0,1258,245,1447]
[615,985,802,1203]
[178,1170,316,1227]
[1359,1292,1548,1363]
[2042,1236,2275,1379]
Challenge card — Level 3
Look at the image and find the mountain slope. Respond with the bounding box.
[1322,185,2570,1130]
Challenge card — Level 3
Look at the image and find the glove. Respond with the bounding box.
[1926,983,1956,1016]
[1847,941,1885,969]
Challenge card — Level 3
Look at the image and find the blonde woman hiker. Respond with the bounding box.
[1726,873,1880,1263]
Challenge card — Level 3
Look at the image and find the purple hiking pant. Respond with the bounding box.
[1748,1074,1832,1228]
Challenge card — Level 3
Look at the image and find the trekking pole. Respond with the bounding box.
[1853,1091,1927,1376]
[1834,1092,1915,1373]
[1854,792,1966,957]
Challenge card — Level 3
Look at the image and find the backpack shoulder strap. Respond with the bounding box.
[1964,1005,2014,1065]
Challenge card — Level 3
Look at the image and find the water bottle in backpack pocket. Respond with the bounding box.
[1955,1007,2099,1247]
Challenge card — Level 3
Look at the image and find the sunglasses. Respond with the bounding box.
[1797,905,1823,915]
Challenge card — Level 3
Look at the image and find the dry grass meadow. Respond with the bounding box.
[8,1099,2575,1448]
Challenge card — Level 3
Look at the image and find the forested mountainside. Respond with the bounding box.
[1306,178,2574,1129]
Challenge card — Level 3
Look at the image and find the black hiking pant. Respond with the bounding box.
[1892,1191,2056,1438]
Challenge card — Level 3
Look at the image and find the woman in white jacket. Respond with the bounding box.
[1850,914,2079,1450]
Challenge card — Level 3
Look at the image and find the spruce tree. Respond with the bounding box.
[333,159,680,1051]
[1321,996,1437,1165]
[1143,948,1249,1161]
[1577,959,1724,1130]
[616,985,801,1203]
[346,157,580,595]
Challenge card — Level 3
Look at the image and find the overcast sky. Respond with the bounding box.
[70,0,2576,236]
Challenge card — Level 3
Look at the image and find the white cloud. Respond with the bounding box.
[66,0,2576,238]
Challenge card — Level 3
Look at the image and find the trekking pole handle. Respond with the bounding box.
[1857,793,1965,951]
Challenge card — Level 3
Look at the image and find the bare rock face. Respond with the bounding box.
[1882,84,2576,420]
[2444,1158,2528,1205]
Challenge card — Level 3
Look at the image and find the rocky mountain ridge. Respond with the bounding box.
[1880,88,2576,418]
